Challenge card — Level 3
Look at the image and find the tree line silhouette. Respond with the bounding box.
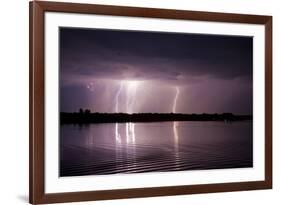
[60,108,252,124]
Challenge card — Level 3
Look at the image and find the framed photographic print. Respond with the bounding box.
[29,1,272,204]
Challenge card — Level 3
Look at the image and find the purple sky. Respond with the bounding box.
[59,27,253,114]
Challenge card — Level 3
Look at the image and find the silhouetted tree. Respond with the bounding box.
[79,108,84,114]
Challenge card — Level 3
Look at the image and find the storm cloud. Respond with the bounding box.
[59,27,253,114]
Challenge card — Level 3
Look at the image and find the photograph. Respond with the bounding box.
[59,27,253,177]
[29,1,272,203]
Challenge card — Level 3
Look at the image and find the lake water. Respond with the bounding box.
[60,121,253,176]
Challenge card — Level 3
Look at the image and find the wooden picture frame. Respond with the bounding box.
[29,1,272,204]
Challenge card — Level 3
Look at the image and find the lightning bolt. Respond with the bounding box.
[173,87,179,113]
[115,82,123,113]
[115,82,123,144]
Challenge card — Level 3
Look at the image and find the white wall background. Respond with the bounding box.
[0,0,279,204]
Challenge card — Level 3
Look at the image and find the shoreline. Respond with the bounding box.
[60,112,252,124]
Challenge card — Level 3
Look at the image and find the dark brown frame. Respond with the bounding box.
[29,1,272,204]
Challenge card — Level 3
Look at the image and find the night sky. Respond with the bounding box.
[59,27,253,114]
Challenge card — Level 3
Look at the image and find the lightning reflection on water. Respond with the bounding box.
[115,81,138,145]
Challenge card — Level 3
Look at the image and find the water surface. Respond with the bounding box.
[60,121,252,176]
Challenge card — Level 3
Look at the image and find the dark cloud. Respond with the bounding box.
[60,28,252,82]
